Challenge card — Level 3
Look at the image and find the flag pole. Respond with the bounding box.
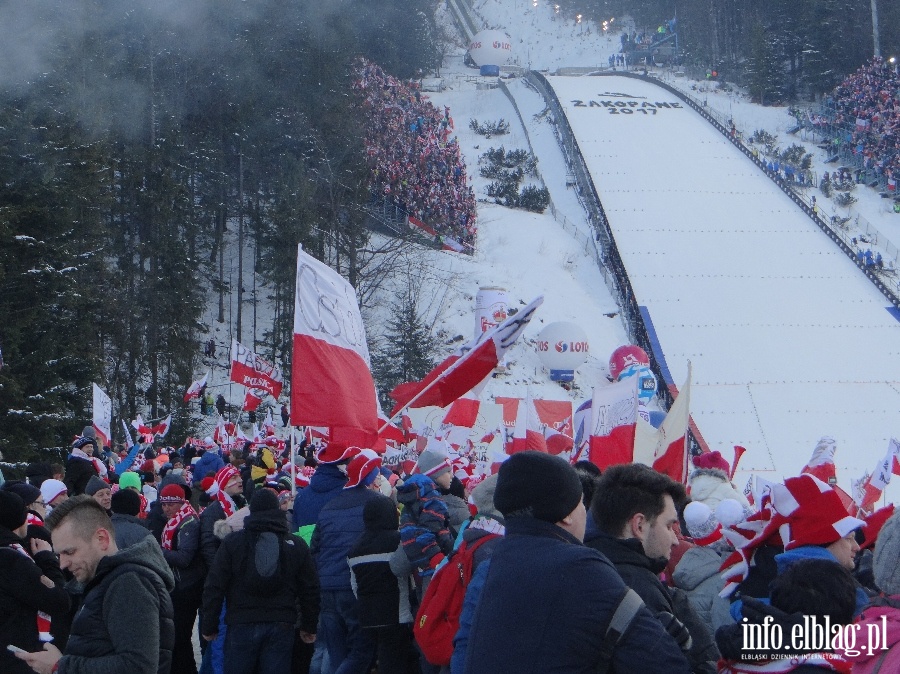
[290,426,297,498]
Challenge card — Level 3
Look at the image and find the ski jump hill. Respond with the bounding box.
[541,73,900,492]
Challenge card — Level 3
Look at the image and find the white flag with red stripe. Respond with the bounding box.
[291,245,378,447]
[801,436,837,484]
[183,372,208,402]
[510,394,548,454]
[634,362,692,483]
[588,378,638,470]
[857,438,900,514]
[389,296,543,416]
[230,340,284,399]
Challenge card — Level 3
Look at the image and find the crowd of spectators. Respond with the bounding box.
[353,58,477,251]
[815,57,900,186]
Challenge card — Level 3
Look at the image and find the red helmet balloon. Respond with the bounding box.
[608,345,650,380]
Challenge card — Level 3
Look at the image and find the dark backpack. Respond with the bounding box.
[413,534,497,666]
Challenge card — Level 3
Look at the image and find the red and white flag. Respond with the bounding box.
[291,245,379,448]
[243,389,265,412]
[588,377,638,470]
[389,296,543,416]
[230,340,283,399]
[856,438,900,514]
[634,362,692,483]
[510,394,548,454]
[801,436,837,484]
[132,414,171,439]
[92,383,112,449]
[183,372,208,402]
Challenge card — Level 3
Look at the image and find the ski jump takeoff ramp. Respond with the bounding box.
[546,74,900,494]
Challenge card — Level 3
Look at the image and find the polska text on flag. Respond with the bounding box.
[230,340,283,399]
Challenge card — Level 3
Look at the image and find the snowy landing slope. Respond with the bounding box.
[548,74,900,493]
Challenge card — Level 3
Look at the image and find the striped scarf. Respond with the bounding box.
[161,502,197,550]
[213,465,241,517]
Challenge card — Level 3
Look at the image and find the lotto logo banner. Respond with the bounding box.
[230,339,283,398]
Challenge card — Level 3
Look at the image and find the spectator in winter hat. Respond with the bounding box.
[40,479,68,516]
[84,475,112,514]
[587,463,718,673]
[463,452,691,674]
[200,465,248,569]
[292,444,354,542]
[0,491,70,674]
[109,488,152,550]
[202,489,319,674]
[158,483,204,674]
[672,500,742,633]
[310,449,382,674]
[687,450,751,512]
[118,471,142,491]
[64,426,99,496]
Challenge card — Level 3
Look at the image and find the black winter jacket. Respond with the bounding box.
[0,527,71,674]
[347,495,411,628]
[585,527,719,674]
[110,513,152,550]
[161,513,206,592]
[465,516,691,674]
[63,455,98,496]
[201,508,320,634]
[60,535,175,674]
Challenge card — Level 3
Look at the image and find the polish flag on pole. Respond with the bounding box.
[291,245,379,448]
[801,437,838,484]
[634,361,692,483]
[184,372,208,402]
[510,394,548,454]
[588,378,638,470]
[857,439,900,514]
[388,296,543,419]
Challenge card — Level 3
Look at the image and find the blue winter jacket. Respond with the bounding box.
[463,516,691,674]
[310,486,382,591]
[191,451,225,487]
[292,464,347,531]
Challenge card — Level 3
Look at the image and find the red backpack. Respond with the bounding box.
[413,534,498,666]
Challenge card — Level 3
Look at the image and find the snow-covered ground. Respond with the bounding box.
[543,73,900,497]
[193,0,900,504]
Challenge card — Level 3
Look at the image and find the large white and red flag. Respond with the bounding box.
[92,383,112,449]
[634,362,692,483]
[183,372,208,402]
[291,245,378,448]
[230,340,283,399]
[856,438,900,514]
[389,296,543,416]
[801,436,838,484]
[588,377,638,470]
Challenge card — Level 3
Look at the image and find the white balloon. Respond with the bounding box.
[468,30,514,67]
[535,322,590,373]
